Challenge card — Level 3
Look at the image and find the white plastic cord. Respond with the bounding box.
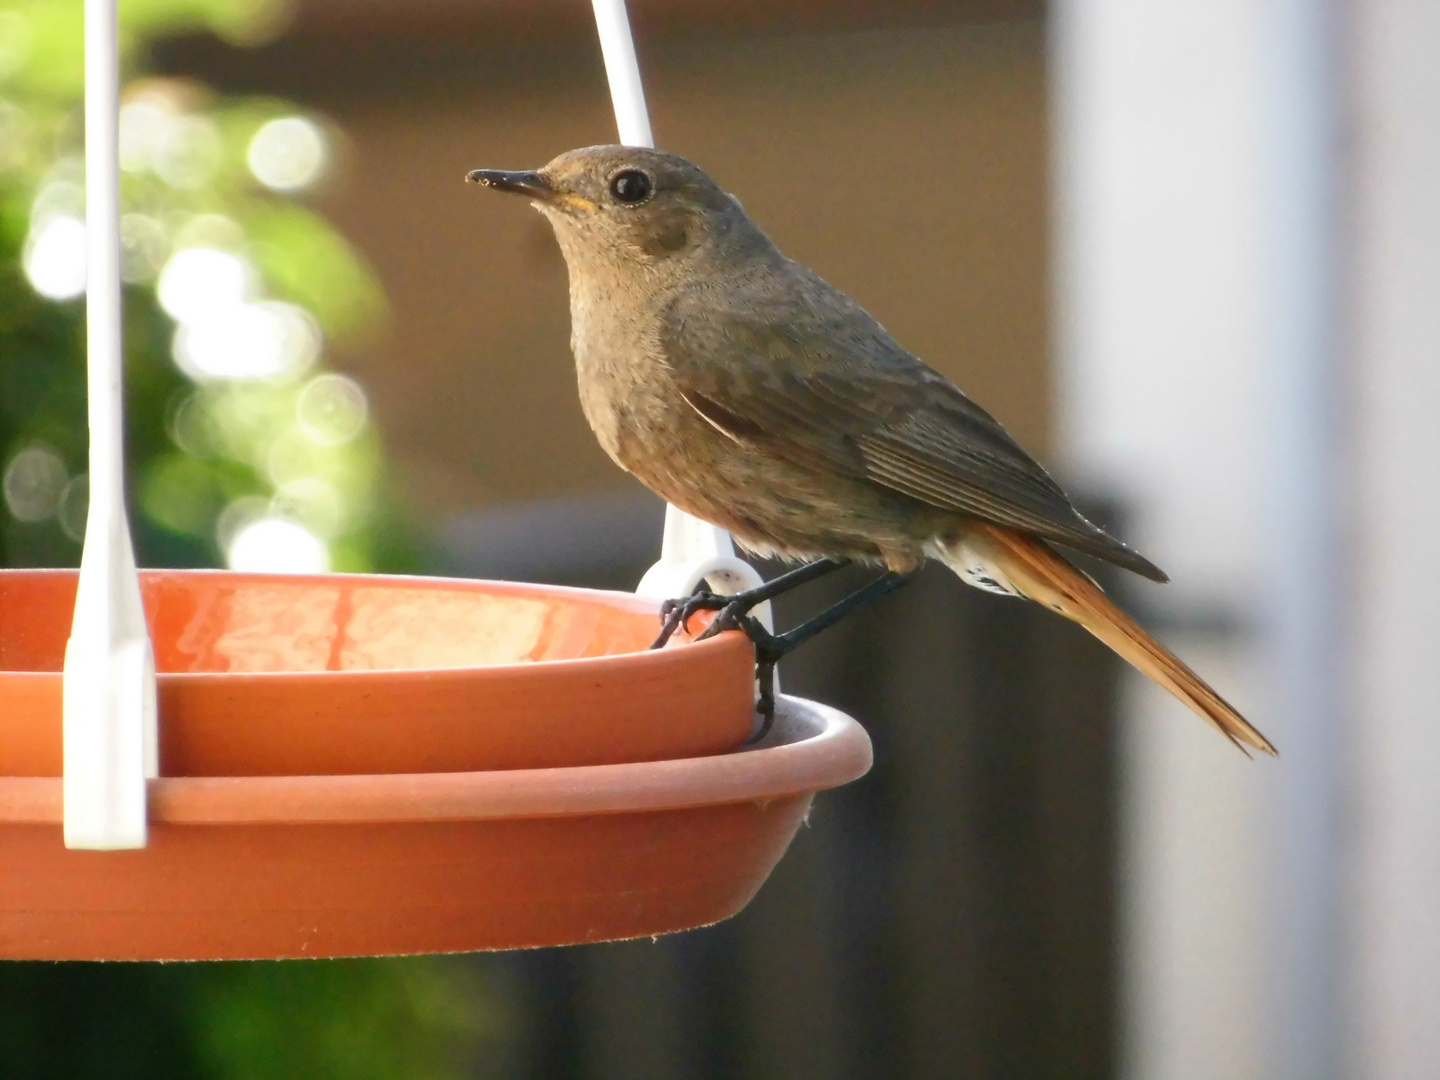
[63,0,158,849]
[591,0,654,149]
[588,0,770,631]
[635,504,767,607]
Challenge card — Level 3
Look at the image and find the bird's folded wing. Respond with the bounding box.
[663,278,1167,582]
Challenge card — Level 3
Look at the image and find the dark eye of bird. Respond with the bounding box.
[609,169,653,204]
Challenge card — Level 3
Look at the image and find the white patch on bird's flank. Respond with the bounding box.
[733,535,781,560]
[679,391,744,444]
[928,536,1023,598]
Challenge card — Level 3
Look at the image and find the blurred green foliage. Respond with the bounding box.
[0,0,397,572]
[0,957,500,1079]
[195,958,498,1080]
[0,1,486,1076]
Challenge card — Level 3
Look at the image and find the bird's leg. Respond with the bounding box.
[698,569,918,740]
[650,557,849,649]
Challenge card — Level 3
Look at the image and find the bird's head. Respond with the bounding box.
[467,145,765,277]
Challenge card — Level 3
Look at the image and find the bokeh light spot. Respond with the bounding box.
[272,477,346,539]
[120,213,168,283]
[118,100,174,173]
[227,517,330,574]
[58,474,89,541]
[173,213,245,253]
[157,247,252,323]
[154,115,223,190]
[173,301,321,382]
[247,116,328,192]
[3,445,68,523]
[297,373,369,445]
[31,176,84,222]
[166,392,215,458]
[23,215,86,300]
[216,495,270,553]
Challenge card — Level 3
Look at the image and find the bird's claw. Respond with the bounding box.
[694,602,778,655]
[650,564,914,742]
[652,593,782,742]
[650,587,728,649]
[689,603,783,743]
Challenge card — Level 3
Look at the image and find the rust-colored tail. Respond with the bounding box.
[970,524,1276,756]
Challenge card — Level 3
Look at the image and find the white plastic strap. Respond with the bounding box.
[635,504,768,614]
[591,0,653,149]
[588,0,769,626]
[63,0,158,849]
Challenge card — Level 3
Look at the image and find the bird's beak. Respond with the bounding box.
[466,169,553,200]
[467,168,598,212]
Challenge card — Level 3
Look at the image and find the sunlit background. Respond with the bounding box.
[0,0,391,585]
[1,0,1437,1077]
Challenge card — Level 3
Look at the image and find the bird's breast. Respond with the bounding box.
[569,289,684,469]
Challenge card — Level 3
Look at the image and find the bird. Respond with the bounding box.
[467,145,1275,756]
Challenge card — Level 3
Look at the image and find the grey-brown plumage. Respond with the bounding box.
[468,146,1275,755]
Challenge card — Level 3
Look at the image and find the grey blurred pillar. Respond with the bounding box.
[1265,4,1343,1080]
[1349,3,1440,1075]
[1051,2,1342,1079]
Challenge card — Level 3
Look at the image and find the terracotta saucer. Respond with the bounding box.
[0,570,754,776]
[0,696,871,960]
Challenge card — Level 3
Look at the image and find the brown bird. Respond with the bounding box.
[468,146,1275,756]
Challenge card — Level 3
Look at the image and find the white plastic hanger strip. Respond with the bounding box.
[588,0,770,621]
[63,0,158,849]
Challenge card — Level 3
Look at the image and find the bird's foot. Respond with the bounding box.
[649,585,785,741]
[650,587,732,649]
[649,561,916,743]
[693,604,786,742]
[649,558,849,651]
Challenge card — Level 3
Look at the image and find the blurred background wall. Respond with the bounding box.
[1055,2,1440,1079]
[1051,2,1335,1077]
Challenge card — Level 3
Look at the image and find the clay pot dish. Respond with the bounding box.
[0,696,870,960]
[0,570,754,775]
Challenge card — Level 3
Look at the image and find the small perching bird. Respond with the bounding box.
[468,146,1275,756]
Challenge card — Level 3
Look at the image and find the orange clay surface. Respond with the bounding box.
[0,697,871,959]
[0,570,755,776]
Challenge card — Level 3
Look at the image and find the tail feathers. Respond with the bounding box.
[1056,523,1170,585]
[962,524,1277,757]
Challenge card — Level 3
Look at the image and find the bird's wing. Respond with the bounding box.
[661,268,1167,582]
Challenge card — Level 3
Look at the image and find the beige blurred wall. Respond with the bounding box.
[164,14,1048,519]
